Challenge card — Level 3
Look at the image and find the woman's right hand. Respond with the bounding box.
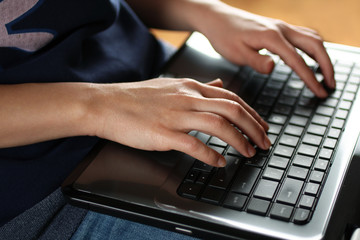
[87,78,271,167]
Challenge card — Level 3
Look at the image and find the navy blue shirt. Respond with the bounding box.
[0,0,168,226]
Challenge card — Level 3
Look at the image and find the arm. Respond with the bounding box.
[0,79,270,167]
[128,0,335,98]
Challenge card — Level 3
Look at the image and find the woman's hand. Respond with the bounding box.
[88,78,271,167]
[193,1,335,98]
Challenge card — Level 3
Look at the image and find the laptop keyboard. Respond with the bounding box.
[177,51,360,224]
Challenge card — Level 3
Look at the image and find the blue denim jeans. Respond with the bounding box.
[71,211,199,240]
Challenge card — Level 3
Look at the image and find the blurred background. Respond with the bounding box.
[152,0,360,48]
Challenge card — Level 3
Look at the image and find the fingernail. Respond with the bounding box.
[248,145,256,157]
[264,136,271,149]
[217,156,226,167]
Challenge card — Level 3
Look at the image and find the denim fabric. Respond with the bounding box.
[0,188,87,240]
[71,211,199,240]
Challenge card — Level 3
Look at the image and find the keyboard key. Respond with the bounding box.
[331,119,345,129]
[316,106,335,117]
[270,203,294,221]
[209,155,241,189]
[210,145,225,155]
[273,104,292,115]
[254,179,278,200]
[196,132,210,144]
[304,182,320,196]
[294,106,312,117]
[231,165,261,195]
[293,155,313,168]
[278,95,297,106]
[297,144,318,157]
[294,208,311,224]
[343,92,355,101]
[335,109,348,120]
[268,156,289,169]
[279,134,299,147]
[302,133,322,146]
[319,148,333,160]
[247,198,270,216]
[299,195,315,209]
[185,170,199,182]
[314,159,329,171]
[268,123,282,135]
[223,193,247,210]
[208,136,227,147]
[268,113,287,125]
[311,114,330,126]
[323,138,337,149]
[263,167,284,181]
[307,124,326,136]
[285,125,304,137]
[321,98,338,108]
[193,160,213,172]
[288,166,309,180]
[328,128,341,139]
[226,146,241,157]
[274,145,295,158]
[277,178,303,205]
[339,100,352,110]
[257,95,276,106]
[289,115,308,127]
[201,186,225,204]
[310,170,325,183]
[178,182,203,199]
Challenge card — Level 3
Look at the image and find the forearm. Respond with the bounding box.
[126,0,224,31]
[0,83,95,148]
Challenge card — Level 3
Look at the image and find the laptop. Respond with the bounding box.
[62,32,360,240]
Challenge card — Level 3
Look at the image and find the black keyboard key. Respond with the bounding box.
[254,179,278,200]
[299,195,315,209]
[223,193,247,210]
[316,106,335,116]
[201,186,225,204]
[209,155,241,189]
[263,166,284,181]
[244,153,268,167]
[288,166,309,180]
[285,125,304,137]
[311,114,330,126]
[268,156,289,169]
[328,128,341,139]
[297,144,318,157]
[310,171,325,183]
[268,113,287,125]
[307,124,326,136]
[314,159,329,171]
[247,198,270,216]
[319,148,333,160]
[268,123,282,135]
[279,134,299,147]
[273,104,292,115]
[304,182,320,196]
[274,145,294,158]
[302,133,322,146]
[278,95,297,106]
[289,115,308,127]
[294,208,311,224]
[178,182,203,199]
[193,160,213,172]
[196,132,210,144]
[185,170,199,182]
[323,138,337,149]
[270,203,294,221]
[293,154,313,168]
[231,165,261,195]
[196,172,210,184]
[277,178,303,205]
[294,106,312,117]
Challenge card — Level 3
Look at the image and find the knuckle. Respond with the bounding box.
[182,136,202,153]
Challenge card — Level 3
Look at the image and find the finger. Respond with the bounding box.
[166,131,227,167]
[283,25,335,89]
[260,29,329,98]
[206,78,224,88]
[240,47,275,74]
[188,98,271,150]
[198,83,269,131]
